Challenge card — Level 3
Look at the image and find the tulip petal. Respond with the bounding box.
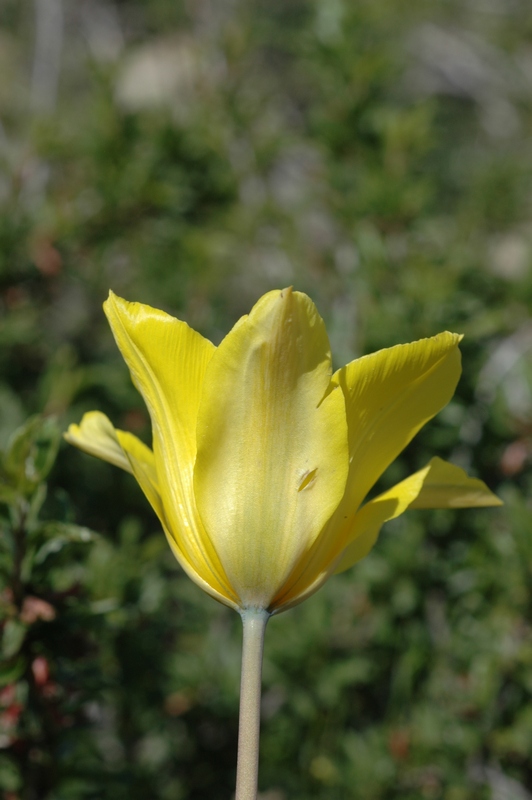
[103,293,238,607]
[335,457,502,573]
[104,293,215,474]
[408,456,504,509]
[334,467,431,573]
[271,334,462,607]
[194,288,349,610]
[65,411,134,473]
[65,411,162,518]
[333,332,463,513]
[272,464,431,608]
[116,430,163,518]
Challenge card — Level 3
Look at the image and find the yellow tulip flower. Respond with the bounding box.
[65,288,501,614]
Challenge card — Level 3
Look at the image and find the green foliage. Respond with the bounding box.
[1,0,532,797]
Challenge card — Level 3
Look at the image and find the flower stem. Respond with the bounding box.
[235,607,270,800]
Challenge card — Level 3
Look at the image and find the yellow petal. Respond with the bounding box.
[194,288,349,610]
[103,293,238,607]
[65,411,133,473]
[333,332,463,514]
[115,429,163,519]
[335,457,502,573]
[334,466,432,573]
[65,410,163,516]
[272,333,463,606]
[103,292,215,474]
[408,456,504,509]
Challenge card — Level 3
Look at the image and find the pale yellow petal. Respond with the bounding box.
[408,456,503,509]
[333,332,463,513]
[271,334,462,608]
[103,293,238,607]
[161,527,241,612]
[65,410,164,516]
[194,288,349,610]
[103,292,215,472]
[114,429,163,519]
[274,465,432,607]
[65,411,133,473]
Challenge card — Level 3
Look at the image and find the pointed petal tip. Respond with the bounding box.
[410,456,503,509]
[103,289,120,320]
[104,290,128,317]
[451,331,464,347]
[104,291,152,321]
[62,422,78,445]
[434,330,463,347]
[279,286,294,298]
[63,410,134,473]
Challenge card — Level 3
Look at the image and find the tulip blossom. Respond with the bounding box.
[66,288,500,613]
[66,287,501,800]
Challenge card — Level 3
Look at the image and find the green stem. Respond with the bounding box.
[235,607,270,800]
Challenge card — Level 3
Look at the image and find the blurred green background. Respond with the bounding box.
[1,0,531,797]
